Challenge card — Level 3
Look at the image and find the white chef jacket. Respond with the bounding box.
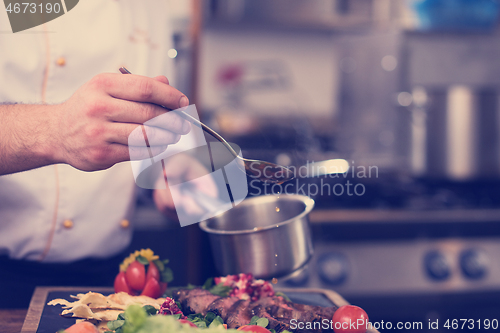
[0,0,175,262]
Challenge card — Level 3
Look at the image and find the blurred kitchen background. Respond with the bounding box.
[128,1,500,332]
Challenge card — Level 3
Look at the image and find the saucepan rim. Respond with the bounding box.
[199,194,314,235]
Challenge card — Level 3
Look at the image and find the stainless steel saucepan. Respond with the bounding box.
[199,194,314,280]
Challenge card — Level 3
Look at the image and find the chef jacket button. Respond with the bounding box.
[120,219,130,229]
[63,219,73,229]
[56,57,66,66]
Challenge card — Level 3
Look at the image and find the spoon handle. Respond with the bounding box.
[119,67,239,159]
[177,110,240,159]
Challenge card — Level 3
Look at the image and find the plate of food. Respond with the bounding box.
[20,249,378,333]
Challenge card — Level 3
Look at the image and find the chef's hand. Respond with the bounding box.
[153,153,219,221]
[53,73,191,171]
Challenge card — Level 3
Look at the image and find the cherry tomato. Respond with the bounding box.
[179,319,198,328]
[114,271,132,295]
[140,277,161,298]
[332,305,369,333]
[146,261,161,282]
[125,261,146,291]
[237,325,271,333]
[65,321,99,333]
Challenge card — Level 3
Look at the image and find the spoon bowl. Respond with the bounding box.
[242,159,295,184]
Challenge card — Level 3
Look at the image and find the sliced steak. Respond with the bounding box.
[249,302,292,333]
[289,302,336,322]
[225,299,253,329]
[172,288,220,314]
[172,288,210,303]
[251,295,336,332]
[206,296,240,319]
[171,289,337,332]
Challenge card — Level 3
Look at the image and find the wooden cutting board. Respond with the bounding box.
[20,286,379,333]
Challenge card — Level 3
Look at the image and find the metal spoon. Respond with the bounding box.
[119,67,294,184]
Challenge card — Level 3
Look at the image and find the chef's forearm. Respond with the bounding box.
[0,103,61,175]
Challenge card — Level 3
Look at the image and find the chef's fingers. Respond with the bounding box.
[109,123,185,146]
[92,73,189,110]
[108,100,191,134]
[101,144,169,164]
[161,153,216,189]
[108,99,168,123]
[152,75,170,85]
[126,144,170,161]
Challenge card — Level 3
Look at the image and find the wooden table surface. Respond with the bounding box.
[0,309,28,333]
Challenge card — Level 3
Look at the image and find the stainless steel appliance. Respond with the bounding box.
[275,207,500,332]
[400,32,500,180]
[200,194,314,280]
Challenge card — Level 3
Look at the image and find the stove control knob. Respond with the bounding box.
[424,251,450,281]
[318,252,349,286]
[460,249,488,280]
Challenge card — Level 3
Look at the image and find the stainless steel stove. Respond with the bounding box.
[274,207,500,332]
[281,231,500,296]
